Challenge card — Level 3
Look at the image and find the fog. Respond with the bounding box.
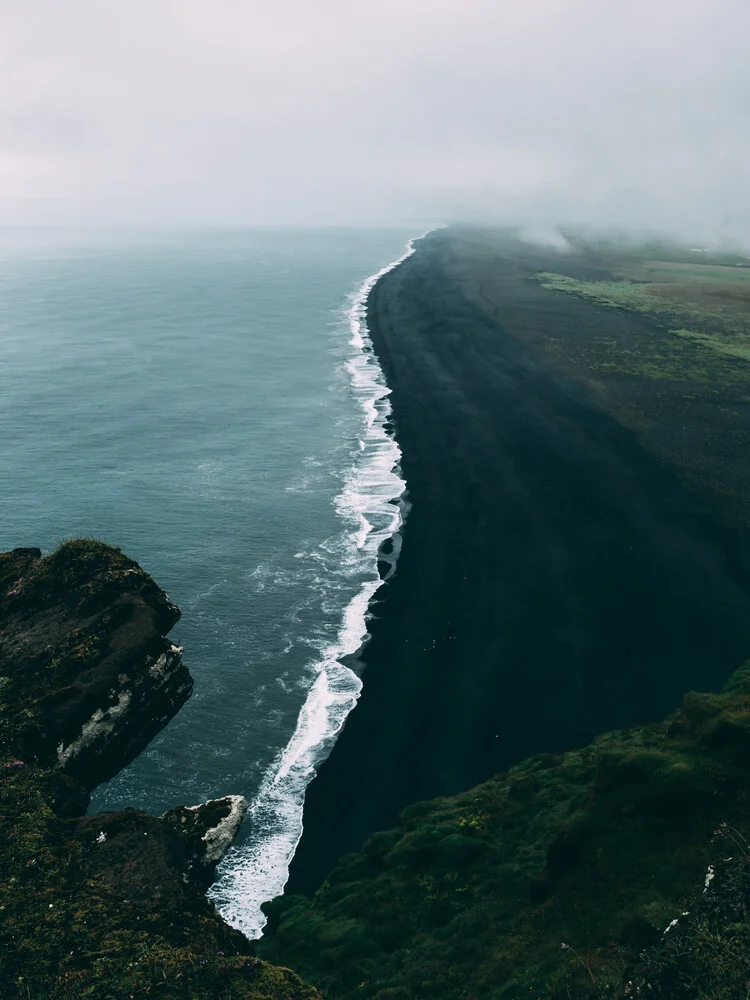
[2,0,749,241]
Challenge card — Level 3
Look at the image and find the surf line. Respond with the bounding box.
[207,233,431,939]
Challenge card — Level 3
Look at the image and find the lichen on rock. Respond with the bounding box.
[163,794,249,889]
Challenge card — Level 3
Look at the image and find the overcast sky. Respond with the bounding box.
[2,0,749,240]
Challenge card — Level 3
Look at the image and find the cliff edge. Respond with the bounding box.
[0,540,318,1000]
[262,662,750,999]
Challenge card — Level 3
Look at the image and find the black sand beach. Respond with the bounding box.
[288,228,750,893]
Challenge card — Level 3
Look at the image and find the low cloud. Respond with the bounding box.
[2,0,748,243]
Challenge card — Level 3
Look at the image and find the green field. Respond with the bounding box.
[538,258,750,368]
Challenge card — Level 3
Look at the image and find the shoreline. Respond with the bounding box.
[287,226,750,893]
[209,236,421,938]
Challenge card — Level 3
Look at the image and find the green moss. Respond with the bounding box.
[259,661,750,1000]
[0,753,323,999]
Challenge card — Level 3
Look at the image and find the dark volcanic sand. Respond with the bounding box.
[287,228,750,893]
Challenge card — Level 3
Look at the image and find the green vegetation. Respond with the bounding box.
[0,760,314,999]
[537,265,750,373]
[538,273,666,313]
[672,328,750,363]
[620,836,750,999]
[259,663,750,999]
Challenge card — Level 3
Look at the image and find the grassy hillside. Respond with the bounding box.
[260,663,750,1000]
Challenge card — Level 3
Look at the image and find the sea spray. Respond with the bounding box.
[207,234,427,938]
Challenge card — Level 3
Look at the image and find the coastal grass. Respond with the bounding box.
[260,662,750,999]
[537,269,750,332]
[672,327,750,363]
[537,268,750,375]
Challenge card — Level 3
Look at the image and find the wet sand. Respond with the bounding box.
[287,228,750,893]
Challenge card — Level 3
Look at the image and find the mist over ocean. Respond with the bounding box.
[0,226,415,934]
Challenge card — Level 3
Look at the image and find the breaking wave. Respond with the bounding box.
[207,234,426,938]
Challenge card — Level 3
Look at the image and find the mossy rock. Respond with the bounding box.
[0,540,321,1000]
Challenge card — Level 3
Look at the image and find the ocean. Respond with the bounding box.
[0,226,417,936]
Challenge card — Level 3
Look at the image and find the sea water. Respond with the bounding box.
[0,227,417,936]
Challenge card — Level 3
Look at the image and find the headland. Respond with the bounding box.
[0,540,318,999]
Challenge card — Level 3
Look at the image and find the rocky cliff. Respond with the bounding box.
[0,540,318,1000]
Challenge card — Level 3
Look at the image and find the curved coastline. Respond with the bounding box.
[208,235,427,938]
[287,226,750,894]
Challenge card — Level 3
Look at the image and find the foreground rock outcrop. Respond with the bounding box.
[0,540,319,1000]
[163,795,249,890]
[1,541,192,790]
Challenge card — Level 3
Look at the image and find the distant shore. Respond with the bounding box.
[288,227,750,893]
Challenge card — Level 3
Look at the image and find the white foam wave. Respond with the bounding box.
[208,232,429,939]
